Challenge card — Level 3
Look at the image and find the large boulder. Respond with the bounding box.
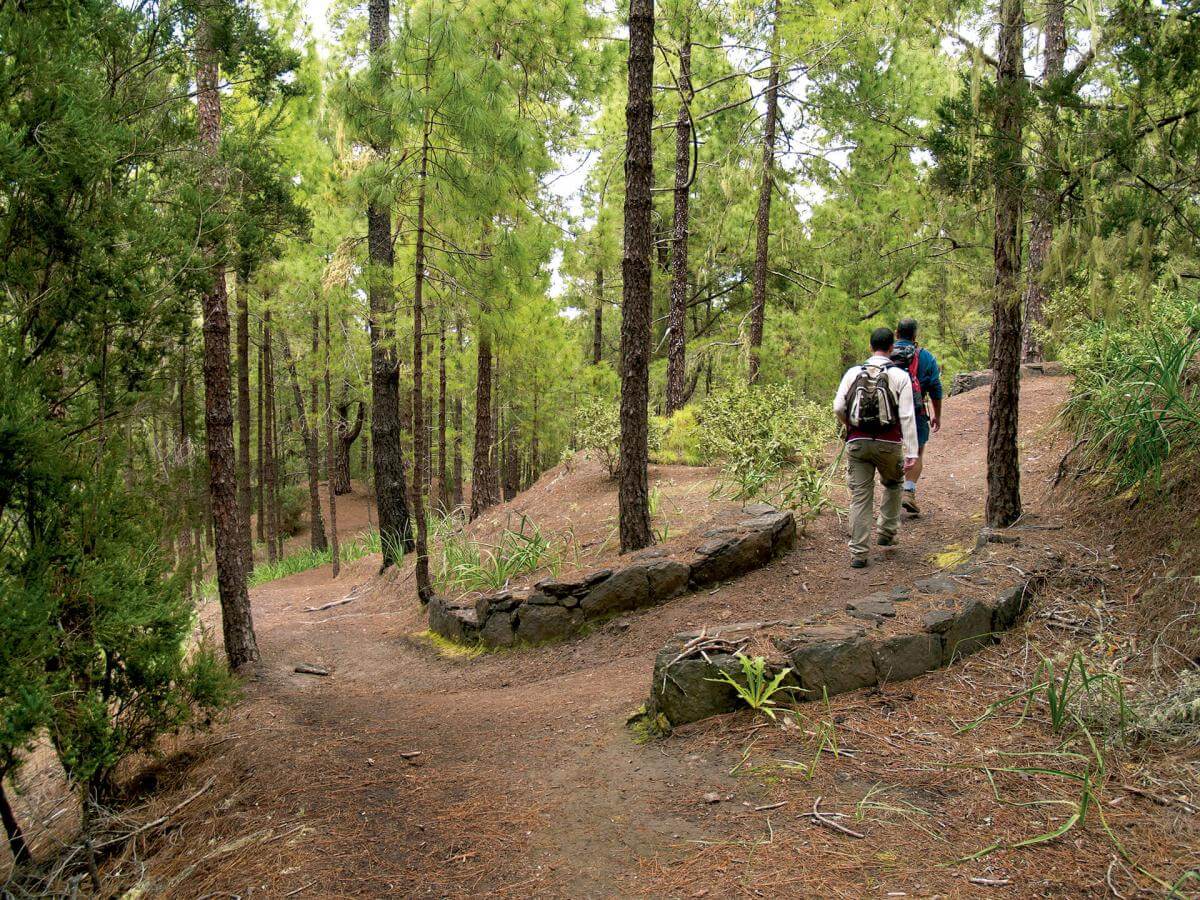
[580,566,651,616]
[428,596,479,644]
[782,625,878,699]
[924,599,995,664]
[872,633,942,683]
[689,528,774,587]
[515,603,576,644]
[479,609,517,647]
[645,560,690,601]
[649,646,744,727]
[992,582,1033,630]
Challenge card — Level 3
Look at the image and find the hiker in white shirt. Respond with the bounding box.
[832,327,919,568]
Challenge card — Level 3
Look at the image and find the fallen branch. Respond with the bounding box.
[803,797,865,839]
[294,664,331,676]
[92,776,216,852]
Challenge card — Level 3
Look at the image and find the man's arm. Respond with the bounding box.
[922,349,944,431]
[832,368,852,426]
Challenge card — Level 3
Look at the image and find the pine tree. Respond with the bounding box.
[986,0,1026,528]
[195,9,258,669]
[618,0,655,553]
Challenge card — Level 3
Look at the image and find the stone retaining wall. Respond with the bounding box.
[950,361,1065,396]
[647,574,1040,728]
[427,505,796,649]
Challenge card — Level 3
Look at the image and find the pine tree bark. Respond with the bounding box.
[324,298,340,578]
[618,0,655,552]
[665,16,692,416]
[592,268,604,365]
[280,332,328,553]
[410,114,433,603]
[1022,0,1065,363]
[334,400,363,495]
[196,17,257,668]
[263,312,279,564]
[367,0,414,566]
[470,329,500,519]
[987,0,1026,528]
[453,318,465,511]
[437,319,448,512]
[235,272,253,574]
[504,411,520,500]
[747,0,781,385]
[256,334,265,544]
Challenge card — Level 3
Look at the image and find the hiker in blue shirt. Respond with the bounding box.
[890,318,943,516]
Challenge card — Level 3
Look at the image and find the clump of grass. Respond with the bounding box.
[435,515,560,596]
[959,649,1128,740]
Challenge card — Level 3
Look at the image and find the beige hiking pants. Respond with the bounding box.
[846,440,904,560]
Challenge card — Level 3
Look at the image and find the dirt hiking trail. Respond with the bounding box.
[14,376,1196,897]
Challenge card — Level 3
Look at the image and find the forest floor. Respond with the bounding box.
[8,375,1199,897]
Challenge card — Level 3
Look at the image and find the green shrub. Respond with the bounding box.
[571,398,662,478]
[697,384,837,518]
[1058,284,1200,488]
[651,406,706,466]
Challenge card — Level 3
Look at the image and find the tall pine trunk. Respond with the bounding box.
[437,320,448,512]
[196,17,257,668]
[453,318,465,512]
[665,16,692,416]
[280,332,328,553]
[411,112,433,603]
[592,268,604,365]
[256,334,265,544]
[235,271,253,574]
[470,329,500,519]
[263,311,279,564]
[618,0,655,552]
[1022,0,1064,363]
[325,298,340,578]
[334,400,362,494]
[367,0,414,567]
[747,0,781,385]
[986,0,1026,528]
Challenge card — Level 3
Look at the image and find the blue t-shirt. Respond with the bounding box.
[894,340,942,416]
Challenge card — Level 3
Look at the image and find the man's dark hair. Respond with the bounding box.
[870,327,895,353]
[897,318,918,341]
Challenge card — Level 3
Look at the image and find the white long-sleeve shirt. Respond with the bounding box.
[832,354,919,459]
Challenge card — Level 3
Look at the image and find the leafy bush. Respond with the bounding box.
[571,398,662,478]
[651,406,706,466]
[697,385,837,517]
[1059,285,1200,488]
[436,516,560,596]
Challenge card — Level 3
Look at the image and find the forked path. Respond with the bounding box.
[122,378,1069,897]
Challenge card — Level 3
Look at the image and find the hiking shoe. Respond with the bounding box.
[850,557,868,569]
[877,533,898,547]
[902,490,920,516]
